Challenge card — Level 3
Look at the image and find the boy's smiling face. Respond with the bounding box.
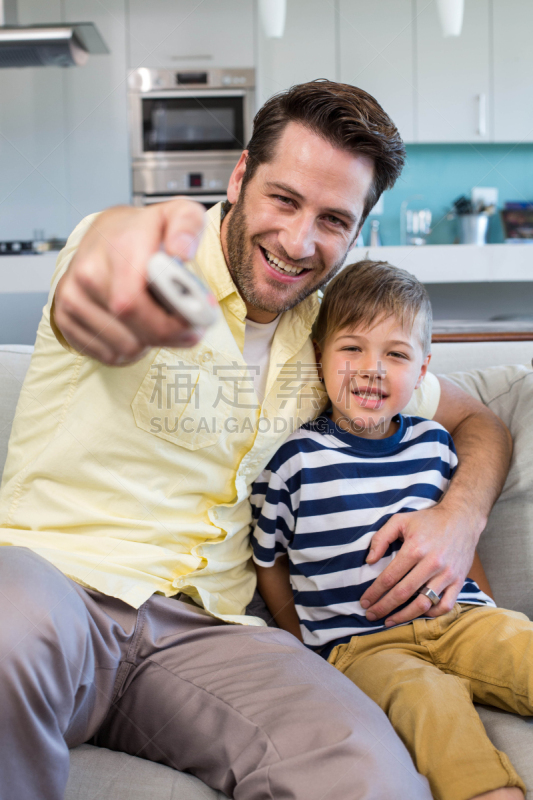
[315,314,431,439]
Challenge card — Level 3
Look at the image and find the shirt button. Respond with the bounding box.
[201,351,213,363]
[263,409,269,419]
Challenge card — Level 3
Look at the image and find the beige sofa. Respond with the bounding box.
[1,341,533,800]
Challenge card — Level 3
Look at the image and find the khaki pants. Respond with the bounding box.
[329,604,532,800]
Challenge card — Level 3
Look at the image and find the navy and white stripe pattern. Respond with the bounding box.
[251,414,495,652]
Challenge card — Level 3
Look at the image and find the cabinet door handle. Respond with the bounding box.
[477,93,487,137]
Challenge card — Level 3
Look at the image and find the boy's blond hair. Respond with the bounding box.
[313,260,432,356]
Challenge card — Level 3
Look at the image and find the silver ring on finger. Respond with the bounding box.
[417,585,441,606]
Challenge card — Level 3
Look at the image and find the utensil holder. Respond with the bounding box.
[457,213,489,245]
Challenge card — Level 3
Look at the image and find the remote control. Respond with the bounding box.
[147,252,219,328]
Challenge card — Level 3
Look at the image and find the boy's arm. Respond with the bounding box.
[467,550,494,599]
[255,557,303,642]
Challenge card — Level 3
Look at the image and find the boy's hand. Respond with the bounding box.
[54,199,206,365]
[360,503,477,626]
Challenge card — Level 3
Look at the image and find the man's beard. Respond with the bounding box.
[224,189,347,316]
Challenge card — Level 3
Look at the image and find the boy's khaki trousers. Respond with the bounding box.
[329,603,532,800]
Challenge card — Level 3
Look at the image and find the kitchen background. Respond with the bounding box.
[1,0,533,341]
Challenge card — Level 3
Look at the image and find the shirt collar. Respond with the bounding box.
[311,413,407,454]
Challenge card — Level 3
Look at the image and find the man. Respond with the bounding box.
[0,81,510,799]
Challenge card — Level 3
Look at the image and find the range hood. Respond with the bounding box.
[0,0,109,68]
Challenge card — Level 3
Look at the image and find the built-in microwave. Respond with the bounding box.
[128,67,255,208]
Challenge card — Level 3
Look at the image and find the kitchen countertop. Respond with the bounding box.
[0,252,59,293]
[347,242,533,283]
[0,243,532,295]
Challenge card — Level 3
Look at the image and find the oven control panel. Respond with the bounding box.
[188,173,203,188]
[132,152,239,198]
[128,67,255,92]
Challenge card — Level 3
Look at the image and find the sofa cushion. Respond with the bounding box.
[446,365,533,620]
[66,745,228,799]
[475,707,533,798]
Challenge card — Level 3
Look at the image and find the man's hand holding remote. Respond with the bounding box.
[54,198,206,365]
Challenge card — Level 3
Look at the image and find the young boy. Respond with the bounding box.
[251,260,531,800]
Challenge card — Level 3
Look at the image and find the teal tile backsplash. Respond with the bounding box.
[362,144,533,247]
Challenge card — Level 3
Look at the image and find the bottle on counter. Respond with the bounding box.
[369,219,382,247]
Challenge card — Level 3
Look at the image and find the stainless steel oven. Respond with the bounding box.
[128,67,255,208]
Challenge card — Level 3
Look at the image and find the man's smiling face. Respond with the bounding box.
[221,121,375,322]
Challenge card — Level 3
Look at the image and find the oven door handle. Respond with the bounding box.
[140,194,227,206]
[136,89,248,100]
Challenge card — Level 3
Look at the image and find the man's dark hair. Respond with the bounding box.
[244,79,406,226]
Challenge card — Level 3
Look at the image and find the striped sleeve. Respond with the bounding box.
[250,467,296,567]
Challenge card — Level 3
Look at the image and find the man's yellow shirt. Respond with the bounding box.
[0,205,440,624]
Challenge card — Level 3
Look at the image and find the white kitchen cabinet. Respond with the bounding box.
[338,0,415,143]
[492,0,533,143]
[128,0,255,71]
[256,0,336,109]
[415,0,491,142]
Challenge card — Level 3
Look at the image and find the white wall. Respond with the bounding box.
[0,0,130,242]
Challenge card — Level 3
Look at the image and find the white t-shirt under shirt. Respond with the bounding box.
[243,316,281,403]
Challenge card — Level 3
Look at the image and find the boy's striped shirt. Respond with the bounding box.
[251,414,495,655]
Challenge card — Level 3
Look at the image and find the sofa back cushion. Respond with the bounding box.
[446,365,533,620]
